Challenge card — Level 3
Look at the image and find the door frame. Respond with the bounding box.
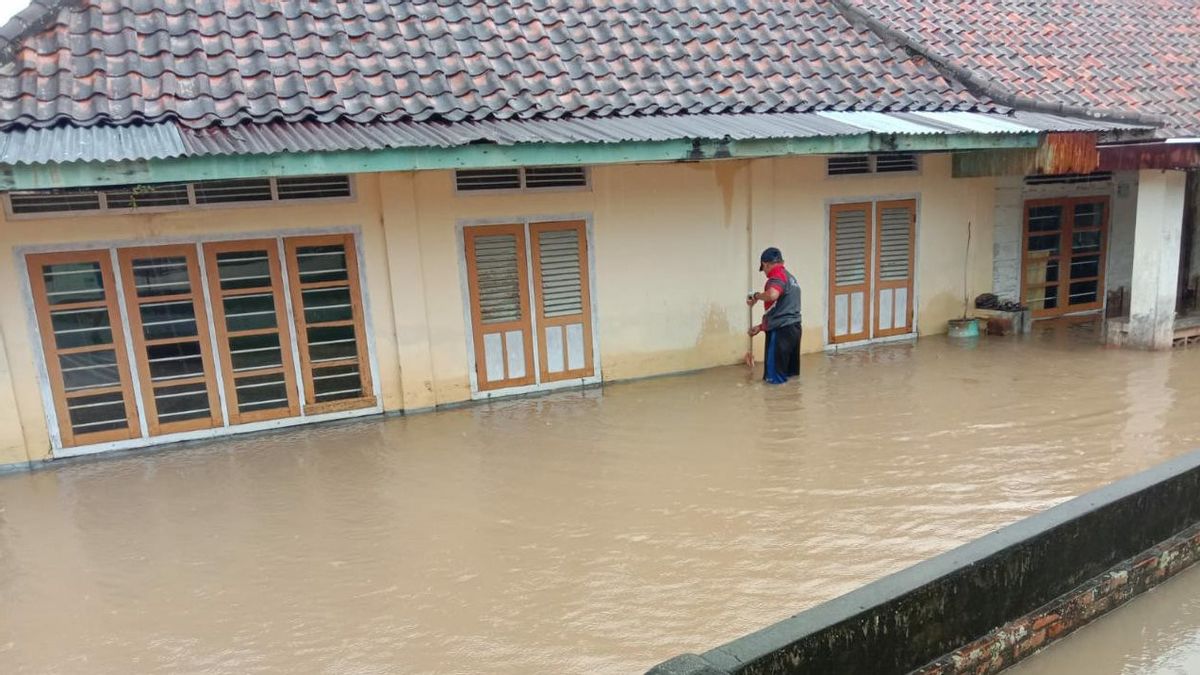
[457,213,602,399]
[823,194,922,349]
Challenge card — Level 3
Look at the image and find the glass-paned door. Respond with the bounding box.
[1022,197,1108,318]
[284,234,375,414]
[27,251,141,446]
[117,245,223,435]
[204,240,300,424]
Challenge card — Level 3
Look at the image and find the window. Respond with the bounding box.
[285,235,374,412]
[5,176,353,217]
[26,251,141,447]
[203,240,300,425]
[1021,197,1108,317]
[26,233,374,450]
[454,166,589,192]
[826,153,919,176]
[118,245,222,435]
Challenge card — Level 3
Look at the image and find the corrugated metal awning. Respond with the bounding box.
[0,111,1154,167]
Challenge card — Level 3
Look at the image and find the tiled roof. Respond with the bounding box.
[842,0,1200,136]
[0,0,999,131]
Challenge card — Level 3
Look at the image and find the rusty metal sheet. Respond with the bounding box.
[1098,143,1200,171]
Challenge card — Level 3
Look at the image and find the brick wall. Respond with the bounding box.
[912,523,1200,675]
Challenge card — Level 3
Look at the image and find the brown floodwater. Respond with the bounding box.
[2,324,1200,674]
[1010,563,1200,674]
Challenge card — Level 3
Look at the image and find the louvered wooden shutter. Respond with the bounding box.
[874,201,916,336]
[465,225,535,389]
[829,203,872,343]
[531,221,593,381]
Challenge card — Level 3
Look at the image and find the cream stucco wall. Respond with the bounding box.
[385,153,995,409]
[0,154,997,466]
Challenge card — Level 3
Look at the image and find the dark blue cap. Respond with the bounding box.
[760,247,783,265]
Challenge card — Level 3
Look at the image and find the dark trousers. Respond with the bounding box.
[763,323,802,384]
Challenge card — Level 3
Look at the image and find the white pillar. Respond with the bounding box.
[1128,169,1187,349]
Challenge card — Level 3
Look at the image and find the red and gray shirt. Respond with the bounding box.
[762,266,802,331]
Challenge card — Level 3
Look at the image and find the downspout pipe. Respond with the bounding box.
[830,0,1166,130]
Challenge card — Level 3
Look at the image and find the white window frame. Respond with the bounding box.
[3,176,357,220]
[17,225,382,458]
[455,213,602,399]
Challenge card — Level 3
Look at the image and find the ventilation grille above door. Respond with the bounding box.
[194,179,274,205]
[8,188,103,214]
[827,153,919,176]
[524,166,588,189]
[1024,172,1113,186]
[455,169,523,192]
[105,183,191,209]
[276,175,353,200]
[455,166,589,192]
[827,155,872,176]
[472,234,523,324]
[6,176,353,216]
[537,228,584,317]
[874,153,919,173]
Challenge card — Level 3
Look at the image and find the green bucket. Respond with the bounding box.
[948,318,980,338]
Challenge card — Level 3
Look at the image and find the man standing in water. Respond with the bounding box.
[747,247,802,384]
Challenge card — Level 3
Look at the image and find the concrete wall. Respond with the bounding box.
[1188,170,1200,297]
[648,449,1200,675]
[0,154,997,464]
[1128,169,1187,349]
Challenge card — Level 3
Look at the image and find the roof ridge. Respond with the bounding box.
[0,0,76,66]
[827,0,1165,128]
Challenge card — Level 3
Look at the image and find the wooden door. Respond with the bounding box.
[829,203,873,344]
[530,221,594,382]
[874,200,916,337]
[118,245,223,435]
[27,250,142,447]
[465,224,535,390]
[1062,198,1107,313]
[203,240,300,425]
[1021,197,1108,317]
[284,234,375,413]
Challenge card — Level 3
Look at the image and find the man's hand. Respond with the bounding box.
[746,292,758,306]
[748,325,762,337]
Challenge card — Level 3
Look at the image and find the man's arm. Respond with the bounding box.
[746,285,781,306]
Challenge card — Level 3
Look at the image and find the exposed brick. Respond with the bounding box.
[1031,613,1060,631]
[907,521,1200,675]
